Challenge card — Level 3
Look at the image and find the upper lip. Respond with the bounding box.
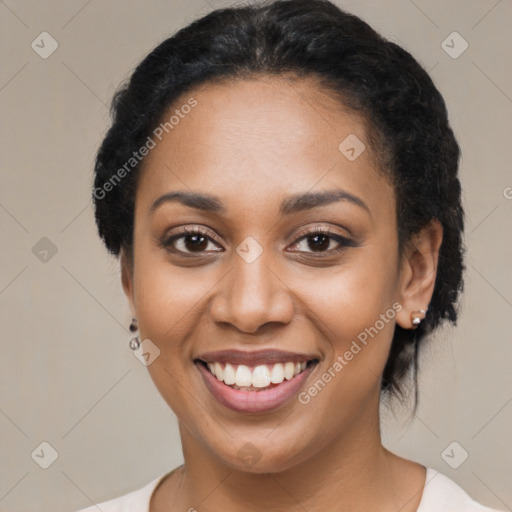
[195,349,319,366]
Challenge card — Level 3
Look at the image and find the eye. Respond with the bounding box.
[160,226,354,257]
[160,227,223,255]
[287,228,353,254]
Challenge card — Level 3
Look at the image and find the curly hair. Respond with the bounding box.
[93,0,464,404]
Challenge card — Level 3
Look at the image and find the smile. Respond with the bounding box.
[194,350,320,413]
[204,361,310,390]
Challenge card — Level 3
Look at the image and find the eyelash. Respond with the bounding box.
[159,226,354,257]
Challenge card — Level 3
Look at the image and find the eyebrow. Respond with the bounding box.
[150,189,371,217]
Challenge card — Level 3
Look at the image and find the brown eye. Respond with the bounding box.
[287,228,354,255]
[183,233,209,252]
[161,228,223,255]
[306,234,331,252]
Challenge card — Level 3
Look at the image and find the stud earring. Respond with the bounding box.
[411,309,427,328]
[129,318,140,350]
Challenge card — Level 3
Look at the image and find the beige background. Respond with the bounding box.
[1,0,511,510]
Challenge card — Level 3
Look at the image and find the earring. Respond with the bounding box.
[129,318,140,350]
[411,309,427,328]
[129,336,141,350]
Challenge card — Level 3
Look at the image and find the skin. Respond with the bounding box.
[120,75,443,511]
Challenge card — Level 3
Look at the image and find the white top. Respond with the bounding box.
[76,467,504,512]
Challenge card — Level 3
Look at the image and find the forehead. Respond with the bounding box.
[136,75,393,219]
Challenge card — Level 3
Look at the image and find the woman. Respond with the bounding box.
[80,0,504,510]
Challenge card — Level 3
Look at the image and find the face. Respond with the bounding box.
[121,75,434,473]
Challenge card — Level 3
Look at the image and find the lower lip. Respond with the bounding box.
[195,362,316,413]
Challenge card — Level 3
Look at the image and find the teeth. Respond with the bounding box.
[235,365,252,387]
[270,363,284,383]
[284,362,295,380]
[223,363,236,385]
[252,365,271,388]
[213,362,224,382]
[205,360,310,388]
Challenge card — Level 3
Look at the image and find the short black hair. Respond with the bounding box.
[93,0,464,403]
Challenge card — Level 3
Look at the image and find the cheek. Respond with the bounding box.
[296,249,398,332]
[129,255,217,412]
[295,268,399,434]
[133,251,213,341]
[131,256,209,416]
[291,248,400,377]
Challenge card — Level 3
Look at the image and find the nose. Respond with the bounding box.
[210,250,295,335]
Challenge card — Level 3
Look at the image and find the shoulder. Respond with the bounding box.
[418,468,505,512]
[74,472,169,512]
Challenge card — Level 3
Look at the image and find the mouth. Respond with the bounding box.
[193,349,320,413]
[195,359,317,391]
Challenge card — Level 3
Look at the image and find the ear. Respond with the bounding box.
[395,219,443,330]
[120,247,136,319]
